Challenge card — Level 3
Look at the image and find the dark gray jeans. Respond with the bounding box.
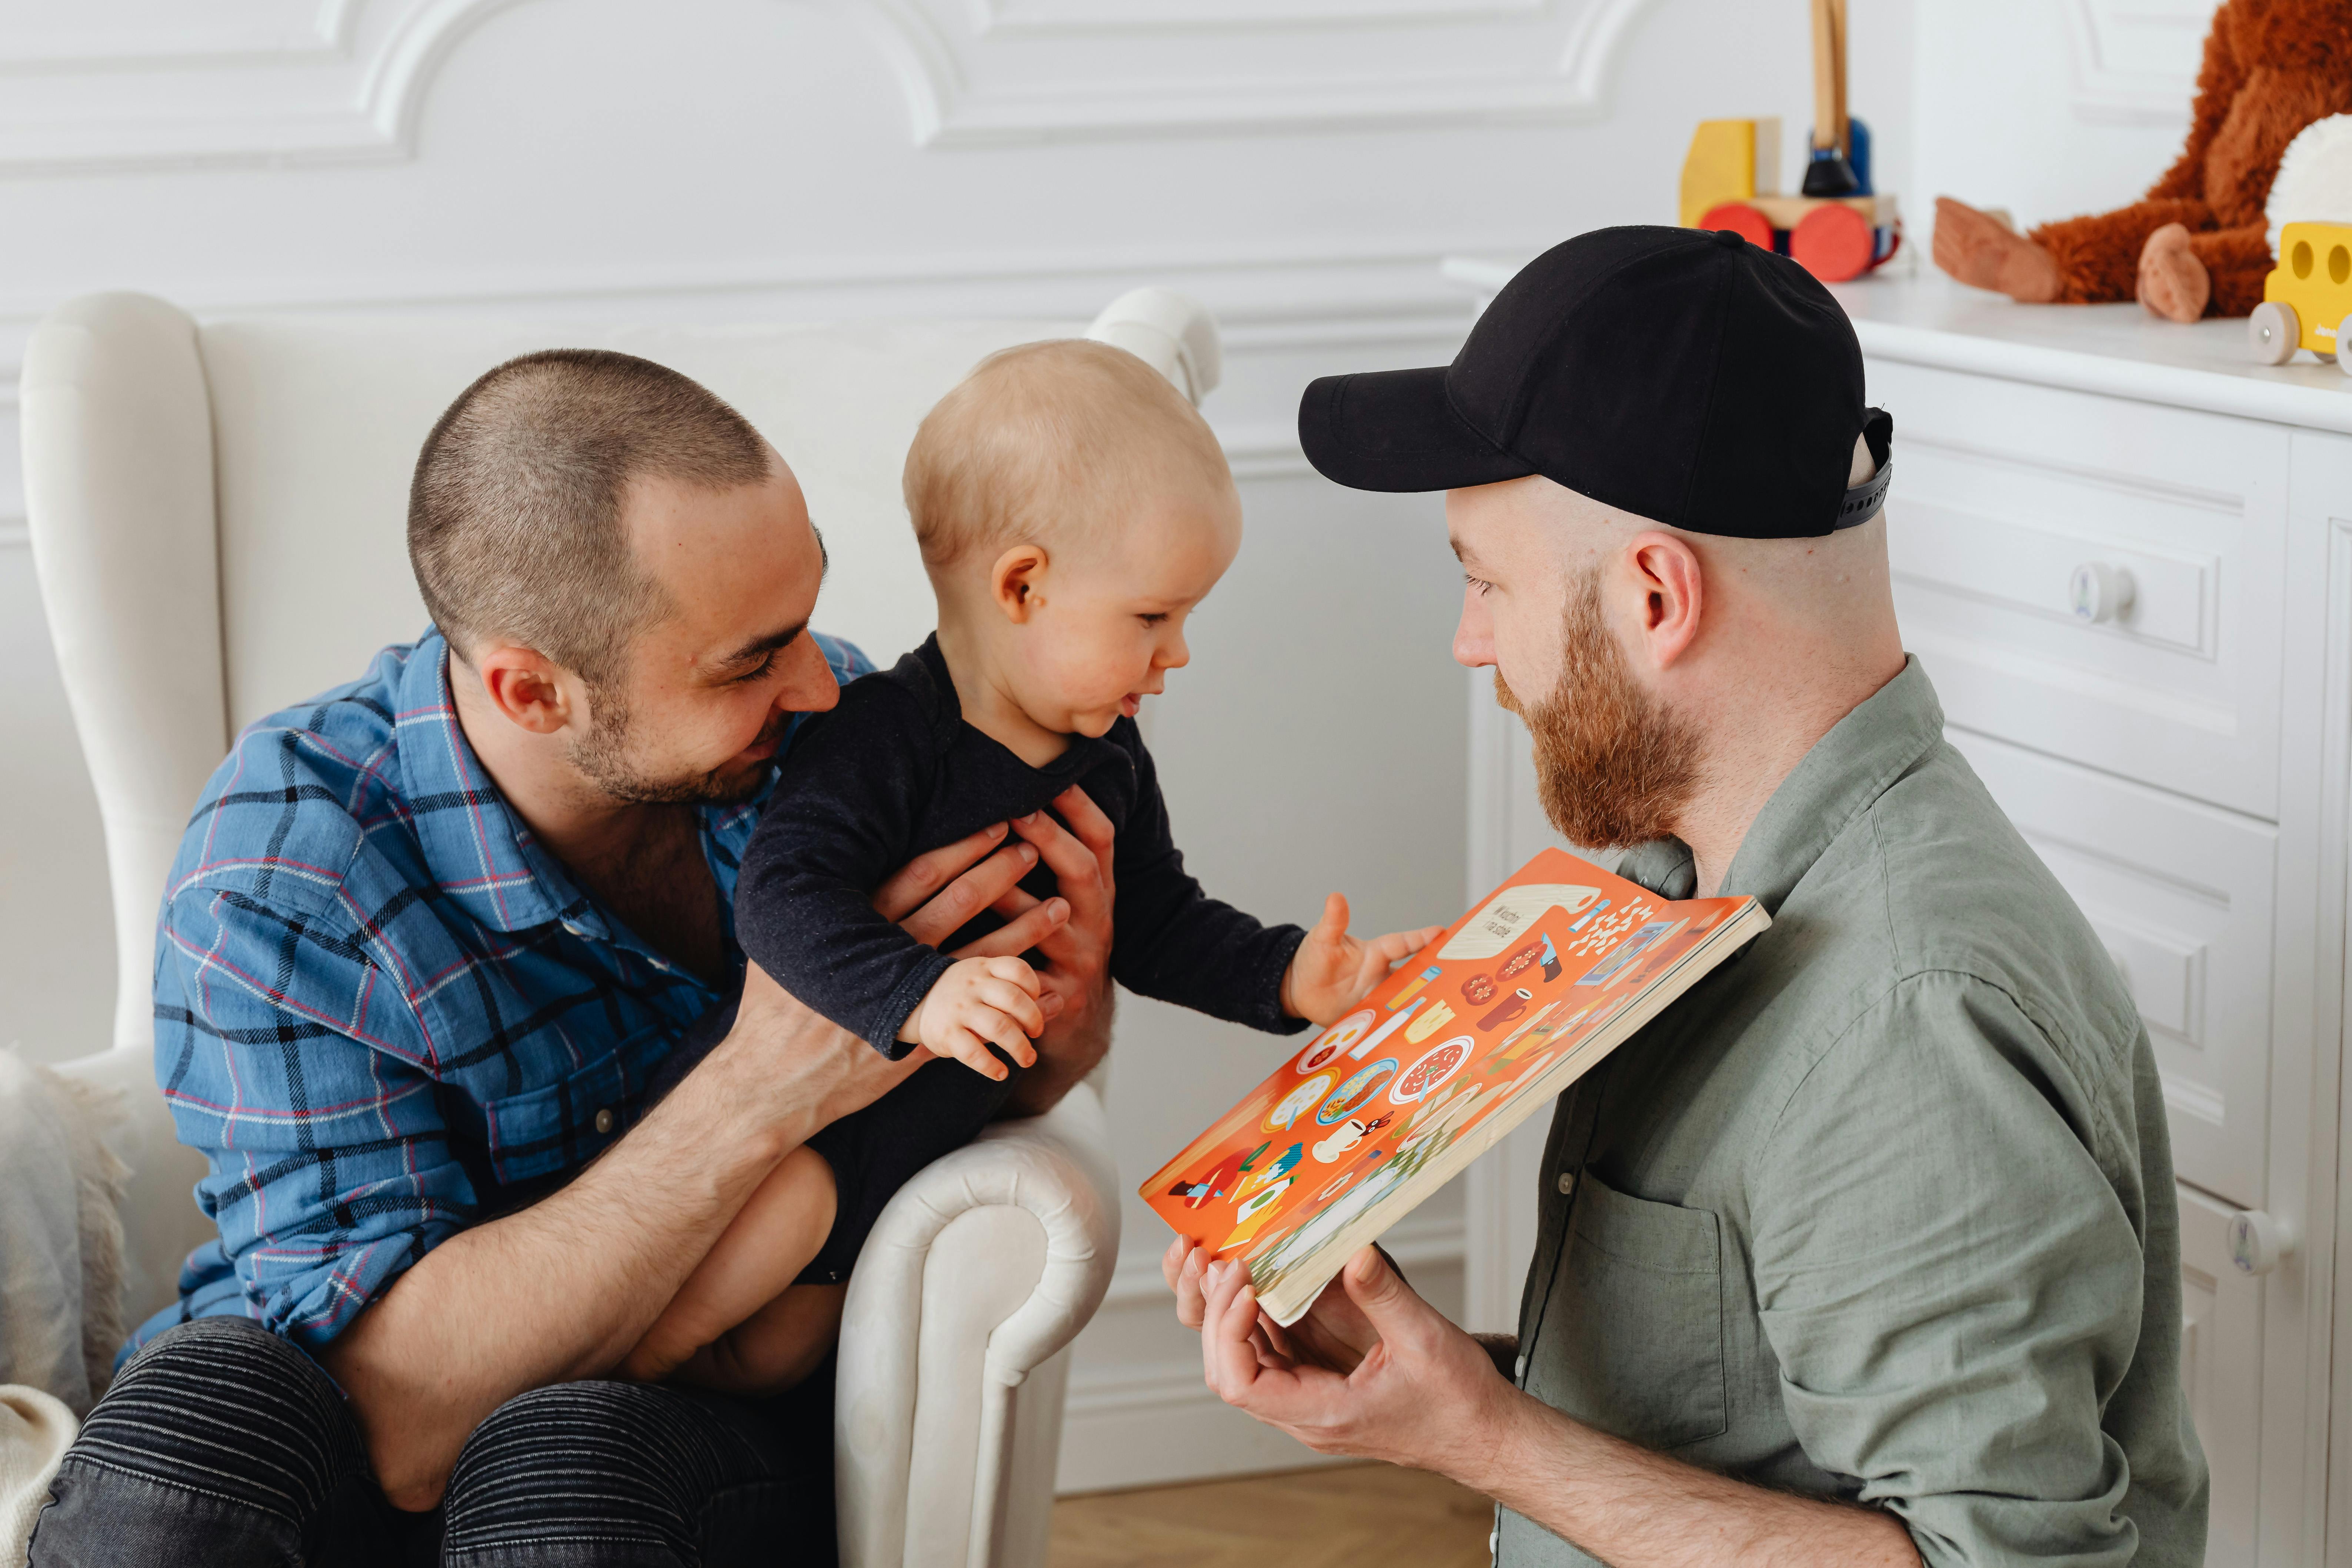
[28,1317,834,1567]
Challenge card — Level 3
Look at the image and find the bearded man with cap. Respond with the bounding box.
[1161,226,2209,1567]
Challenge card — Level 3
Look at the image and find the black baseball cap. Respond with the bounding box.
[1298,225,1892,538]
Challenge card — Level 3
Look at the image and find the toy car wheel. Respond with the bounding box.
[1697,202,1774,250]
[2337,314,2352,376]
[1790,204,1875,283]
[2249,301,2300,365]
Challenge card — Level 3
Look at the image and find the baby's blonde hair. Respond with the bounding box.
[903,339,1234,571]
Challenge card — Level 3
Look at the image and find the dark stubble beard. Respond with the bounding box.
[1494,567,1705,851]
[566,684,783,807]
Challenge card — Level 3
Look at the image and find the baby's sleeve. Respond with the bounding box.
[734,686,955,1057]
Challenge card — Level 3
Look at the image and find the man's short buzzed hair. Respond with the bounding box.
[903,338,1232,571]
[407,348,772,685]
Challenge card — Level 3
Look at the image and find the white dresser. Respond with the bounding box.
[1444,263,2352,1567]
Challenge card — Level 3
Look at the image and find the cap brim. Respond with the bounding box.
[1297,367,1534,494]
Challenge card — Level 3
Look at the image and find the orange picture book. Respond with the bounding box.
[1141,847,1769,1325]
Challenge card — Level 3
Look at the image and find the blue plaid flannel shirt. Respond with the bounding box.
[128,627,871,1359]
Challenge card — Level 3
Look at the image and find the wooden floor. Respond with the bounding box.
[1050,1463,1494,1568]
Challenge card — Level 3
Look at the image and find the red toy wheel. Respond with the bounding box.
[1697,202,1774,249]
[1790,204,1874,282]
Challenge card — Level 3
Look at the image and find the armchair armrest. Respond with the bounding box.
[835,1080,1120,1568]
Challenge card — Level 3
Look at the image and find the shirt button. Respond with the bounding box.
[1557,1171,1578,1197]
[1513,1354,1527,1379]
[594,1107,615,1135]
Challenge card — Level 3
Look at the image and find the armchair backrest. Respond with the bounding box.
[25,299,1104,1054]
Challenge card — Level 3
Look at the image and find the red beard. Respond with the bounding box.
[1494,570,1702,851]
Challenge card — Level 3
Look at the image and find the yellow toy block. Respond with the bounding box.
[1679,118,1781,230]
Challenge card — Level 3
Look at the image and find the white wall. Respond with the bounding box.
[1914,0,2216,231]
[0,0,1920,1490]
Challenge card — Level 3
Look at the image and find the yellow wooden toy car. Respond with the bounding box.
[2251,221,2352,371]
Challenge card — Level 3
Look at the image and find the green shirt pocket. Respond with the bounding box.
[1527,1169,1729,1452]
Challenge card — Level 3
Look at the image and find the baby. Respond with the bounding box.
[622,340,1436,1390]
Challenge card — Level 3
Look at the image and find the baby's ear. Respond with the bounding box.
[989,543,1050,621]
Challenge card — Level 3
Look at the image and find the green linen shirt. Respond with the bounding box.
[1501,657,2209,1567]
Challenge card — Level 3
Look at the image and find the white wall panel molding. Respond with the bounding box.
[0,0,936,173]
[0,2,353,71]
[897,0,1656,144]
[0,234,1496,335]
[2060,0,2216,126]
[0,0,532,173]
[975,0,1549,32]
[0,0,1659,171]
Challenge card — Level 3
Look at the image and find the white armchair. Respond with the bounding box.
[18,286,1206,1566]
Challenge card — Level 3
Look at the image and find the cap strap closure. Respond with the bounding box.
[1832,406,1894,531]
[1834,458,1891,530]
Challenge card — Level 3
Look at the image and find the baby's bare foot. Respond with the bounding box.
[1934,197,2061,303]
[2136,223,2210,322]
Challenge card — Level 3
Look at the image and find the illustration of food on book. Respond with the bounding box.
[1142,846,1770,1325]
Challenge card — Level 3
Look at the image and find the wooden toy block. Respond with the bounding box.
[1678,117,1781,231]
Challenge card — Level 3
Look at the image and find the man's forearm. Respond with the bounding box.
[322,1027,829,1509]
[1461,1392,1919,1568]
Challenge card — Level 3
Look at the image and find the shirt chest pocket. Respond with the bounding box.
[1527,1170,1729,1452]
[478,1051,629,1186]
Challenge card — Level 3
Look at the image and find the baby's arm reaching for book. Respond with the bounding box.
[1280,893,1450,1027]
[898,955,1048,1080]
[1101,737,1445,1031]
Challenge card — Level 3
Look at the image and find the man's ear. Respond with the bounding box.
[1624,531,1704,671]
[989,544,1050,623]
[468,643,578,735]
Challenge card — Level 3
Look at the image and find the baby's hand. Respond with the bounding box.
[900,957,1046,1081]
[1281,893,1449,1027]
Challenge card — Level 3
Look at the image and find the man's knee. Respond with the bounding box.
[28,1317,376,1568]
[443,1379,825,1567]
[444,1381,701,1561]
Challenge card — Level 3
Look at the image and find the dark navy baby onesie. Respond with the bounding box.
[682,633,1307,1280]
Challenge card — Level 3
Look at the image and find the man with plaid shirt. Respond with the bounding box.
[30,350,1116,1568]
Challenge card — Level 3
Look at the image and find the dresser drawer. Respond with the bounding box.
[1947,728,2276,1208]
[1868,360,2288,818]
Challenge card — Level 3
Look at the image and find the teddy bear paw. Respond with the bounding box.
[1934,198,2060,303]
[2137,223,2211,323]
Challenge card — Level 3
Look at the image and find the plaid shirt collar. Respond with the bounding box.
[396,630,577,935]
[392,629,765,942]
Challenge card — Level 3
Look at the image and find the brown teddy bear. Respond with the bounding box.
[1936,0,2352,322]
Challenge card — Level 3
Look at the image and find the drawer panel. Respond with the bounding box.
[1948,728,2276,1208]
[1868,360,2287,818]
[2177,1184,2262,1568]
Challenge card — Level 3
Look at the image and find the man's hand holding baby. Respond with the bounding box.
[1281,893,1448,1026]
[900,956,1048,1080]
